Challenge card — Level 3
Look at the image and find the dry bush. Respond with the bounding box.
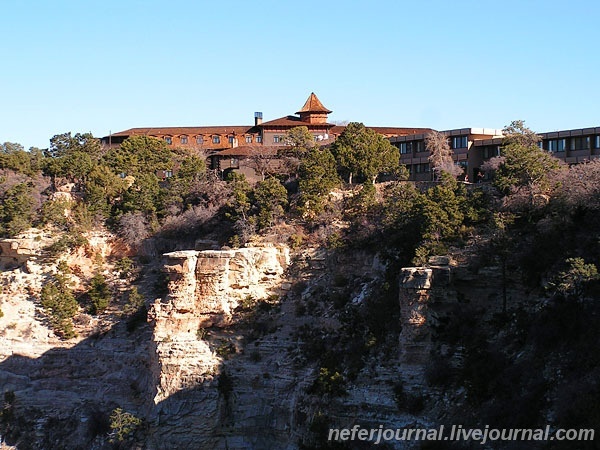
[159,205,219,238]
[550,159,600,210]
[118,212,150,248]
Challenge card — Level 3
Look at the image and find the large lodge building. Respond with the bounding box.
[102,93,600,182]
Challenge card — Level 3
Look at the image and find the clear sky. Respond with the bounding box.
[2,0,599,150]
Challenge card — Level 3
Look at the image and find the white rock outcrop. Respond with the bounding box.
[148,246,289,403]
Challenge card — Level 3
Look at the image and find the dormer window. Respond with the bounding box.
[228,136,235,144]
[196,136,204,144]
[180,136,188,145]
[245,135,252,143]
[164,137,172,145]
[213,136,221,144]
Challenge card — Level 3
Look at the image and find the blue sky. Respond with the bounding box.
[2,0,599,150]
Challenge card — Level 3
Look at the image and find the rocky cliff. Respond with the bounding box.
[149,245,289,403]
[0,235,518,449]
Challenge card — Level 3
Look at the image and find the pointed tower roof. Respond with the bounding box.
[296,92,332,114]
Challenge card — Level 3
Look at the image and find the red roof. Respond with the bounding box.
[109,126,256,137]
[329,125,433,136]
[296,92,332,114]
[368,126,433,136]
[260,115,335,128]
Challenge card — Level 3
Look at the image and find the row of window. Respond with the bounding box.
[408,163,430,174]
[543,135,600,153]
[396,136,468,154]
[408,161,465,175]
[398,141,426,154]
[163,135,262,145]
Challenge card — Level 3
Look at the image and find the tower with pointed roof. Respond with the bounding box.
[296,92,332,124]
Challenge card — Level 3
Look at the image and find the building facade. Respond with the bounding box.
[101,94,600,182]
[101,93,430,179]
[391,126,600,182]
[390,128,504,181]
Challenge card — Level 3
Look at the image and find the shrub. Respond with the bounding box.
[45,231,87,257]
[253,177,288,229]
[215,341,237,359]
[123,286,145,315]
[0,182,35,237]
[196,326,207,340]
[310,367,347,397]
[114,257,135,279]
[108,408,142,443]
[39,197,72,229]
[117,211,150,248]
[289,233,303,249]
[87,273,111,315]
[549,257,599,299]
[40,273,78,338]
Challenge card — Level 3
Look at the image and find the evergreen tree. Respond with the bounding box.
[253,177,288,229]
[298,148,340,217]
[331,122,400,184]
[88,273,111,314]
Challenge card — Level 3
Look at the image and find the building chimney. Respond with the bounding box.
[254,112,263,126]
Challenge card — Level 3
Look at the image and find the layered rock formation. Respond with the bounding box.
[0,229,50,270]
[398,259,454,391]
[149,245,290,402]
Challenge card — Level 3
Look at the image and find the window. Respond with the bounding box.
[165,170,173,178]
[415,141,425,153]
[399,142,408,154]
[164,137,172,145]
[483,146,500,159]
[570,136,590,151]
[273,136,280,143]
[228,136,235,144]
[231,158,239,168]
[547,139,566,152]
[180,136,188,145]
[245,135,252,143]
[595,136,600,149]
[212,136,221,144]
[196,136,204,144]
[256,136,262,143]
[451,136,468,149]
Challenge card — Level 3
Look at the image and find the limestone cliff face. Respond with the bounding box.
[398,260,453,390]
[148,246,290,403]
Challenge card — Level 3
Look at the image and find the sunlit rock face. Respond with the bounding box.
[398,259,454,389]
[148,246,290,403]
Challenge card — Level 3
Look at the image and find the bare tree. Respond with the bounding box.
[245,147,275,181]
[425,131,463,180]
[118,211,150,249]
